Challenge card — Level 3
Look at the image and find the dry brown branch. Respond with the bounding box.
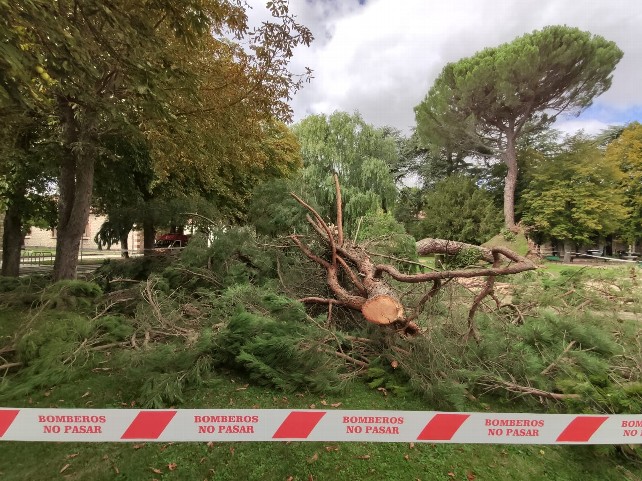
[407,279,442,323]
[90,341,130,351]
[92,296,137,320]
[141,278,166,327]
[366,250,439,272]
[289,235,331,269]
[496,302,526,325]
[290,194,338,266]
[333,350,368,368]
[333,173,344,247]
[336,256,367,295]
[466,252,501,342]
[0,362,22,371]
[289,175,535,336]
[0,346,15,356]
[541,341,577,376]
[490,378,581,401]
[375,247,534,283]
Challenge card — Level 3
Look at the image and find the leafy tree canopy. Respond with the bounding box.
[1,0,311,278]
[416,175,502,245]
[521,135,629,244]
[603,121,642,243]
[415,25,623,229]
[293,111,398,232]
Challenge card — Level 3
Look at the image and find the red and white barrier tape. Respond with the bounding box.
[1,408,640,444]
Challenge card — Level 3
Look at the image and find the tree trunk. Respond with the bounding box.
[563,240,573,263]
[120,231,130,258]
[503,131,518,231]
[53,100,96,280]
[143,217,155,256]
[1,198,23,277]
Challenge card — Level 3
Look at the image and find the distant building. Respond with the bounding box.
[22,213,141,253]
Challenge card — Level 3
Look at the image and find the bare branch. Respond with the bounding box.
[541,341,577,376]
[336,256,367,296]
[289,235,331,269]
[333,173,344,247]
[486,378,581,401]
[407,279,443,323]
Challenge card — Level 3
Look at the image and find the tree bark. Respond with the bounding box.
[503,131,518,231]
[416,238,494,263]
[53,99,96,280]
[2,130,32,277]
[1,196,24,277]
[120,231,130,258]
[563,240,573,263]
[143,216,155,256]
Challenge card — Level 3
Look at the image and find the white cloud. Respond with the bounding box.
[555,118,610,136]
[282,0,642,134]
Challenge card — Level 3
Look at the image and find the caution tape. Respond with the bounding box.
[1,408,641,443]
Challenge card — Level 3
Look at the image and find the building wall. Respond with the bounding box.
[23,214,141,253]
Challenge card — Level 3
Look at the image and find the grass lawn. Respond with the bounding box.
[0,373,635,481]
[1,256,641,481]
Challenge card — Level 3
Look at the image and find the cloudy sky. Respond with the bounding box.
[255,0,642,135]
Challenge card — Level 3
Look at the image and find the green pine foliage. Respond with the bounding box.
[355,211,418,270]
[180,229,278,288]
[210,288,342,393]
[1,228,640,420]
[416,175,503,245]
[40,280,103,309]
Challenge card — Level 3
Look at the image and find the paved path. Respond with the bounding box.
[18,263,104,277]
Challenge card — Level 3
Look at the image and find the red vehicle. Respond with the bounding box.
[154,233,191,249]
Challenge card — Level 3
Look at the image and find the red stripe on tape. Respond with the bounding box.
[417,413,470,441]
[0,410,19,437]
[121,411,177,439]
[272,411,326,439]
[556,416,608,442]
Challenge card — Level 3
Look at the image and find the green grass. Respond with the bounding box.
[1,267,641,481]
[0,374,636,481]
[537,262,635,276]
[482,232,529,256]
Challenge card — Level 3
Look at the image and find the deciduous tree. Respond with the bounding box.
[604,122,642,244]
[520,135,628,256]
[293,112,398,233]
[1,0,311,278]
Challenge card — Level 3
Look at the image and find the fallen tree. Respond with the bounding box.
[290,174,535,337]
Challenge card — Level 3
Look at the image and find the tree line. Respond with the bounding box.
[1,0,311,279]
[2,12,637,279]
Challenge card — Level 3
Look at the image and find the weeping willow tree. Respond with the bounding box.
[292,112,398,234]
